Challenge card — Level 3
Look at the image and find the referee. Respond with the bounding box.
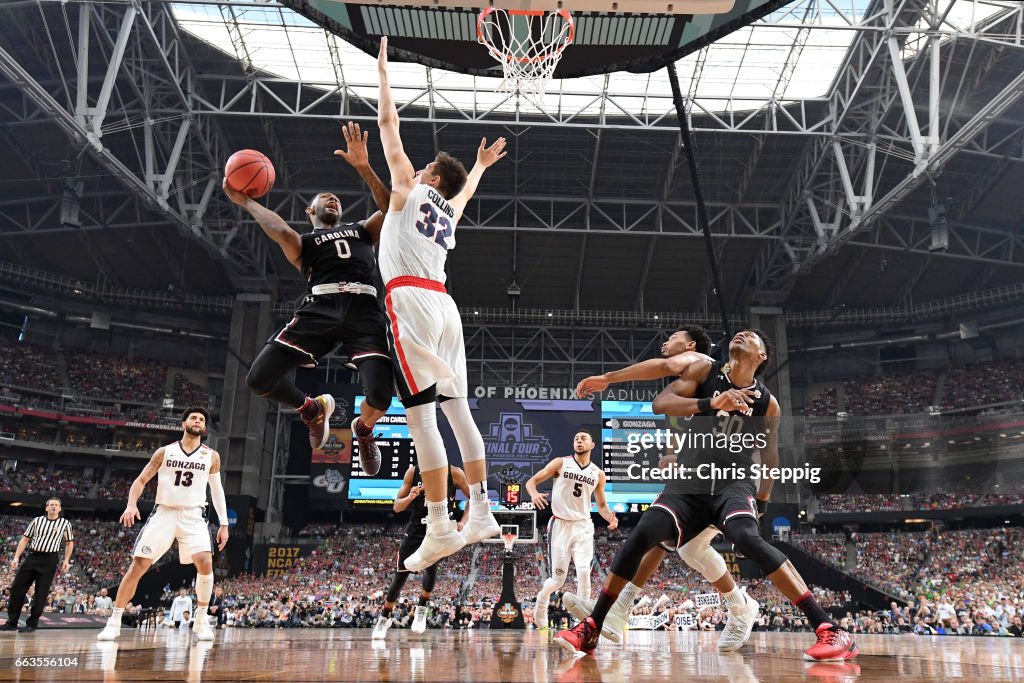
[2,498,74,633]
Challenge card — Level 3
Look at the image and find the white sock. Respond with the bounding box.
[195,573,214,603]
[426,500,449,526]
[195,606,208,618]
[615,582,641,612]
[723,586,745,609]
[109,607,124,624]
[469,483,490,517]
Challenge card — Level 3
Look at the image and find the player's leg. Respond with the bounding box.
[721,512,856,661]
[245,342,334,449]
[190,551,216,640]
[570,523,595,601]
[536,519,571,629]
[411,564,438,633]
[438,396,499,544]
[554,506,679,654]
[343,307,394,476]
[174,510,216,640]
[99,516,166,641]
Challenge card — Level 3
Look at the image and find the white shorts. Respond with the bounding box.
[384,277,468,399]
[547,517,594,581]
[132,505,212,564]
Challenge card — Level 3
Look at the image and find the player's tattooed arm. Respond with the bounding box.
[756,399,782,502]
[122,448,163,526]
[222,179,303,271]
[334,121,391,217]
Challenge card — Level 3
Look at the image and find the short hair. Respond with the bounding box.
[574,431,594,441]
[747,328,772,377]
[181,406,210,424]
[432,152,468,199]
[45,497,61,507]
[677,325,711,355]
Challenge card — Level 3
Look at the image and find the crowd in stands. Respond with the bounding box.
[789,532,847,570]
[841,369,940,416]
[942,359,1024,410]
[848,531,931,600]
[0,339,60,389]
[66,351,166,404]
[817,493,902,513]
[173,374,208,409]
[816,480,1024,514]
[804,387,837,418]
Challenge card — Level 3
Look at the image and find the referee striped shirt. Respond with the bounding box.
[23,516,74,553]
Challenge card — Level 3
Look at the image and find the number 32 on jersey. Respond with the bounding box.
[415,202,453,248]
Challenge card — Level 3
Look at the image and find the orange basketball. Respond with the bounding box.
[225,149,276,198]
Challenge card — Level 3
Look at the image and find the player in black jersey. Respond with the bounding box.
[222,123,392,474]
[558,329,858,663]
[372,464,470,639]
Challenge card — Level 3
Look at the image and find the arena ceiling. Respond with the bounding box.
[0,0,1022,324]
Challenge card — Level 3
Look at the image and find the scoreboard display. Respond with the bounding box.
[346,396,418,506]
[600,400,671,508]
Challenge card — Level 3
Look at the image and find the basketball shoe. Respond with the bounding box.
[351,418,381,476]
[554,616,600,655]
[803,623,858,662]
[461,509,501,545]
[718,590,759,652]
[301,394,335,450]
[404,519,466,572]
[563,593,629,643]
[371,615,392,640]
[96,620,121,641]
[192,613,215,641]
[411,606,429,634]
[534,603,548,630]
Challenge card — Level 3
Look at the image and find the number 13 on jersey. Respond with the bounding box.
[415,202,453,248]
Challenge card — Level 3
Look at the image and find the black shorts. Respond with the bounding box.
[269,293,389,367]
[650,481,757,552]
[396,526,428,573]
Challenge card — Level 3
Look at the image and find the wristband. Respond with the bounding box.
[697,397,711,413]
[756,499,768,516]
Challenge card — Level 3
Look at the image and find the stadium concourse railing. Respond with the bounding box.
[3,261,1023,328]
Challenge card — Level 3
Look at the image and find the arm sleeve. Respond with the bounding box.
[209,473,229,527]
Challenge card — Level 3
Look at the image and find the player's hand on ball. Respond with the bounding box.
[120,505,140,527]
[216,526,229,551]
[575,375,609,398]
[222,178,251,206]
[334,121,369,168]
[531,492,548,510]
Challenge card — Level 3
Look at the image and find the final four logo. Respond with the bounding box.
[483,412,552,462]
[496,603,519,624]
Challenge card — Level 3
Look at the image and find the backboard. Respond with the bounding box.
[279,0,791,79]
[482,509,537,545]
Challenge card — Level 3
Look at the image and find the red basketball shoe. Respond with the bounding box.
[554,617,600,656]
[803,623,858,662]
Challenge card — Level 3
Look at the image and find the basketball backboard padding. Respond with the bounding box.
[331,1,736,14]
[282,0,788,79]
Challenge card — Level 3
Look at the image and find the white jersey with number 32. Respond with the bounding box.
[379,184,457,283]
[550,457,601,521]
[156,441,213,508]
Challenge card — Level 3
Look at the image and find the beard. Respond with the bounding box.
[317,208,339,225]
[185,425,204,437]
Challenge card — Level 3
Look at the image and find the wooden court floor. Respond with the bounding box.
[0,628,1021,682]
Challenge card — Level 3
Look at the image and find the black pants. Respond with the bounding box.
[6,552,59,628]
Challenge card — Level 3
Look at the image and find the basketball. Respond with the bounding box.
[224,149,275,198]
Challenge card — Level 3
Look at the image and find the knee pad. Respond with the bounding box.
[724,517,786,574]
[678,539,728,583]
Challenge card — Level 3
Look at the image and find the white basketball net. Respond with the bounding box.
[477,9,574,104]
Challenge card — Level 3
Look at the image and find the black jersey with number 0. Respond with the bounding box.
[300,222,376,290]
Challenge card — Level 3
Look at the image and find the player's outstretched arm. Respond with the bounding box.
[122,448,163,527]
[575,352,706,398]
[450,137,507,222]
[222,179,303,271]
[334,121,391,216]
[593,471,618,530]
[755,398,781,505]
[377,37,416,203]
[525,458,562,510]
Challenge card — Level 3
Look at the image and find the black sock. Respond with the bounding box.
[381,605,393,618]
[418,595,430,607]
[591,588,619,628]
[794,591,831,629]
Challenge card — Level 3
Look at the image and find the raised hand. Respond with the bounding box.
[334,121,370,168]
[477,137,508,168]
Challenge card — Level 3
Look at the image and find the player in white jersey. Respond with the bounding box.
[97,407,229,642]
[376,36,507,571]
[527,432,618,629]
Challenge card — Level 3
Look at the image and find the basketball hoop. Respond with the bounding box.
[477,8,574,104]
[500,524,519,552]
